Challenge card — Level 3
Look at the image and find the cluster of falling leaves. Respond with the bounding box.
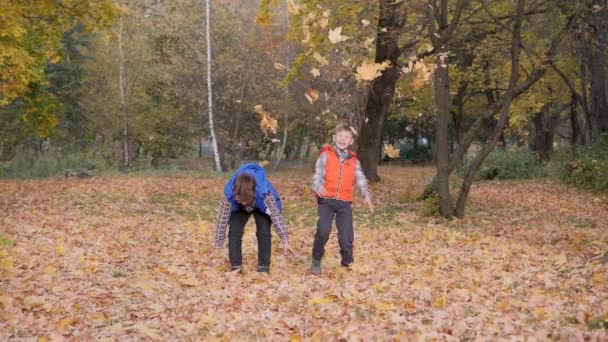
[1,167,607,340]
[253,104,278,136]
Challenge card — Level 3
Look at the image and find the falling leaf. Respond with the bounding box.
[313,52,329,66]
[254,105,278,135]
[311,68,320,77]
[274,63,286,71]
[355,60,391,81]
[318,17,329,29]
[304,88,319,104]
[383,144,400,159]
[259,160,269,167]
[328,26,349,44]
[287,0,301,15]
[361,19,371,27]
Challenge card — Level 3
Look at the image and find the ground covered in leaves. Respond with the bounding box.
[1,166,607,340]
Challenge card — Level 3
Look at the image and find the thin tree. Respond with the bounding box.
[117,13,129,170]
[204,0,222,171]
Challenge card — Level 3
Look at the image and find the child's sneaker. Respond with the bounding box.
[311,259,322,275]
[257,265,270,273]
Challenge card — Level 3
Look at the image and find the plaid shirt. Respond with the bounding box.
[214,193,288,247]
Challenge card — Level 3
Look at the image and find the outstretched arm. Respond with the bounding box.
[355,160,374,213]
[263,193,289,245]
[214,196,231,247]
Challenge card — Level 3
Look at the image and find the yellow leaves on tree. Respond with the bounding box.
[0,1,118,105]
[355,60,391,81]
[254,104,279,135]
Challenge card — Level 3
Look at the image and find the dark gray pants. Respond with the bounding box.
[228,209,272,268]
[312,198,354,266]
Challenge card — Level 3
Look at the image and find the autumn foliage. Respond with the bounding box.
[1,166,607,340]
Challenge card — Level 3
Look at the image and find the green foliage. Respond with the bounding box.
[550,136,608,193]
[461,148,547,180]
[0,149,111,179]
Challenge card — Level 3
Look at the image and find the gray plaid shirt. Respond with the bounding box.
[214,194,288,247]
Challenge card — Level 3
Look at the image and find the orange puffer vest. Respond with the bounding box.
[321,146,358,202]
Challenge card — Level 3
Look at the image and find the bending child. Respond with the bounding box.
[311,123,374,275]
[215,163,290,273]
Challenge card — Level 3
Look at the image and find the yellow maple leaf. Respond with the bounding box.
[355,60,391,81]
[1,255,14,271]
[328,26,349,44]
[431,294,447,308]
[56,316,78,333]
[55,244,66,255]
[383,144,400,159]
[287,0,301,15]
[310,68,320,77]
[179,277,201,287]
[304,88,319,104]
[313,52,329,66]
[307,296,333,305]
[44,265,58,274]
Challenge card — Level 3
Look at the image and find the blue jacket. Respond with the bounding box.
[224,163,282,213]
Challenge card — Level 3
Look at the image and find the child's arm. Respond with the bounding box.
[355,160,374,213]
[311,153,328,196]
[263,194,289,245]
[214,196,231,247]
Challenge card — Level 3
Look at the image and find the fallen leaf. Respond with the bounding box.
[328,26,349,44]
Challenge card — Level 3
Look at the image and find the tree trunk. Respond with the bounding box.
[589,1,608,141]
[532,109,554,161]
[204,0,222,172]
[428,0,469,217]
[580,49,593,144]
[274,112,288,169]
[570,94,582,145]
[356,0,406,181]
[117,15,129,171]
[433,47,453,217]
[453,0,525,218]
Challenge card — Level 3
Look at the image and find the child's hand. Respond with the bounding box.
[315,186,327,197]
[280,242,295,255]
[365,197,374,214]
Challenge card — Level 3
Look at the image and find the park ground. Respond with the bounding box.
[0,166,607,340]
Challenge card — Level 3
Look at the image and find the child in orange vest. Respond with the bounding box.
[311,123,374,275]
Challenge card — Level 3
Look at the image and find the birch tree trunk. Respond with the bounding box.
[274,111,288,170]
[204,0,222,172]
[117,15,129,170]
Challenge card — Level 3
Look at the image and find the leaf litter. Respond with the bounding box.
[0,167,607,340]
